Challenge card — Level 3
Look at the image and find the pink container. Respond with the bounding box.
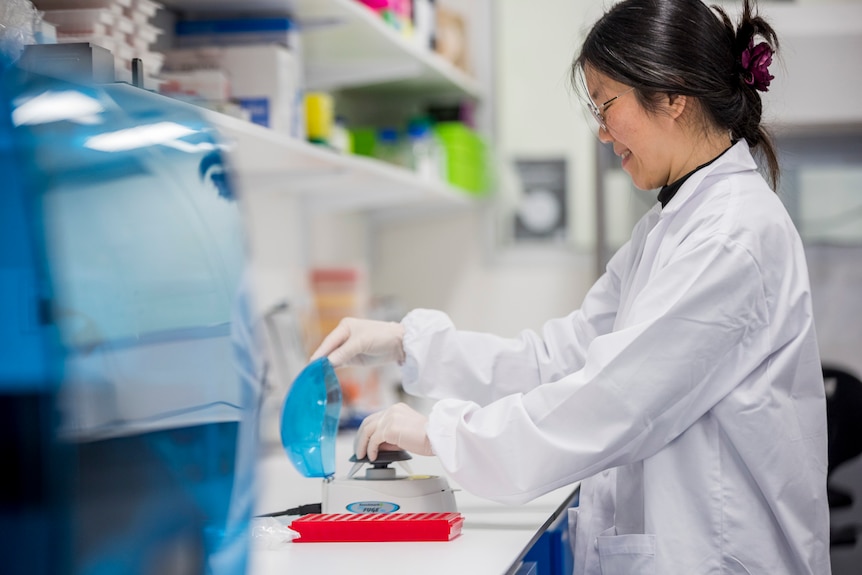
[356,0,389,12]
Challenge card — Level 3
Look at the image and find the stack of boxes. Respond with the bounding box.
[160,17,305,139]
[35,0,164,85]
[308,267,366,356]
[307,267,390,424]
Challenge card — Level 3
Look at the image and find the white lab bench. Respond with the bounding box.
[248,433,579,575]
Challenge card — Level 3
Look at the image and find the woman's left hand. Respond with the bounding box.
[354,403,434,461]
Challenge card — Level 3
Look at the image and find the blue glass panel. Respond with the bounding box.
[4,58,261,575]
[0,53,70,575]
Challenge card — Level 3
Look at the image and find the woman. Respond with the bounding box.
[311,0,831,572]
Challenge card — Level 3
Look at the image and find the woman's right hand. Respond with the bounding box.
[309,317,405,368]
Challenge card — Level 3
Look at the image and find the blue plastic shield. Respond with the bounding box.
[280,358,342,478]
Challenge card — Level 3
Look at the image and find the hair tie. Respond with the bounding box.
[740,38,774,92]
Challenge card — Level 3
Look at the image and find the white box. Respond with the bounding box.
[130,0,162,18]
[163,44,304,138]
[34,0,132,9]
[42,9,116,33]
[159,68,230,101]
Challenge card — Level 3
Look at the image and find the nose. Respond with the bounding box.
[597,124,613,144]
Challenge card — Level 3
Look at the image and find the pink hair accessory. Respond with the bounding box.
[740,39,774,92]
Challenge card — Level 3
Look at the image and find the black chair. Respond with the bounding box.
[823,365,862,547]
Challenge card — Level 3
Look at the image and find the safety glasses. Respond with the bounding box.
[575,66,635,137]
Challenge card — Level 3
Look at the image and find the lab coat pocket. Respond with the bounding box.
[596,532,656,575]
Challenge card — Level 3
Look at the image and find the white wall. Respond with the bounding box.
[329,0,862,337]
[367,0,605,336]
[729,1,862,131]
[494,0,605,250]
[370,209,594,335]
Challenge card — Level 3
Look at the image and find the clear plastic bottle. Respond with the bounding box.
[412,0,436,50]
[375,127,407,167]
[406,117,446,182]
[329,115,353,154]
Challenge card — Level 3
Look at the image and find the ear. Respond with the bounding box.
[665,93,687,120]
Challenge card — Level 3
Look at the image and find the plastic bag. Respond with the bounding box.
[0,0,40,61]
[249,517,300,549]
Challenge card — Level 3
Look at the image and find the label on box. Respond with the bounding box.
[237,97,270,128]
[163,45,303,137]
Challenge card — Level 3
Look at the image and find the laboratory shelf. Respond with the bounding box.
[207,110,474,212]
[154,0,482,212]
[159,0,482,99]
[100,82,470,213]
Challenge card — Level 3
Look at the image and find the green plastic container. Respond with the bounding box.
[433,122,488,195]
[350,127,377,157]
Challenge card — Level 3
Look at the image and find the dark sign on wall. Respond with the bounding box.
[513,158,568,242]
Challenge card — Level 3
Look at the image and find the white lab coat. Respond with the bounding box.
[400,141,831,575]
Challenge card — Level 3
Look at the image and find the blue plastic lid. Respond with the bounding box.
[407,118,431,138]
[280,358,342,478]
[377,127,400,143]
[175,18,297,36]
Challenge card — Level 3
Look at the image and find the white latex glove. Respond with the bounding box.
[355,403,434,462]
[309,317,405,368]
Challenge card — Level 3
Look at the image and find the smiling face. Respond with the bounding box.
[583,65,687,191]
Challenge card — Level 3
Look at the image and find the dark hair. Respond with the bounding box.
[573,0,780,188]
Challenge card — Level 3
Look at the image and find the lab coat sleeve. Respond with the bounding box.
[400,246,626,406]
[426,234,769,504]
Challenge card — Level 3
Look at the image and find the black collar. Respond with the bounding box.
[657,144,734,208]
